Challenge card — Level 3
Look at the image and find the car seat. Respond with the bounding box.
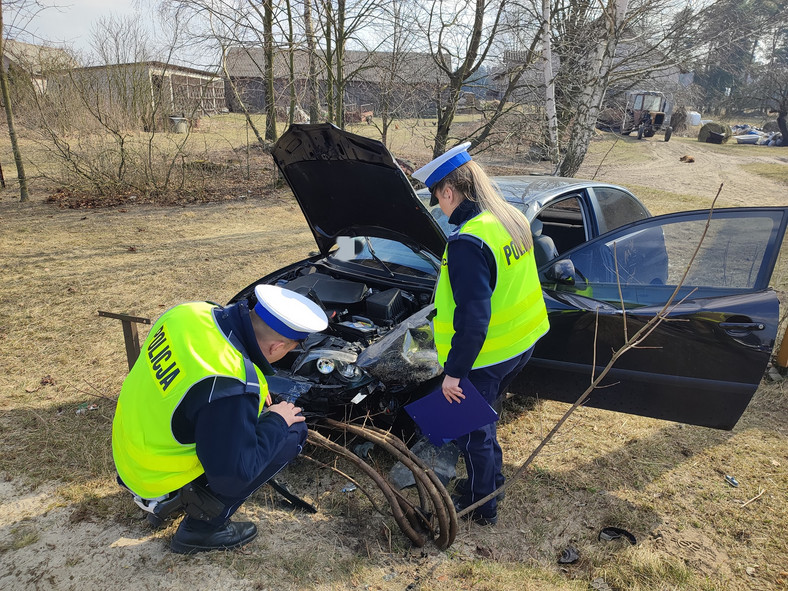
[531,218,559,268]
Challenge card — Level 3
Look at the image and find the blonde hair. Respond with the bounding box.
[435,160,533,252]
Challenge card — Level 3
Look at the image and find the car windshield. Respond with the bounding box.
[328,235,438,277]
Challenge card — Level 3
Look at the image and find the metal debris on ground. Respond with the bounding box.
[75,403,99,415]
[725,475,739,488]
[598,527,637,545]
[352,441,374,459]
[389,437,460,489]
[557,546,580,564]
[591,578,613,591]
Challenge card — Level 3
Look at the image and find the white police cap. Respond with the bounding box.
[253,284,328,340]
[411,142,472,191]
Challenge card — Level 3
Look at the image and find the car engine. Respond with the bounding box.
[258,268,442,424]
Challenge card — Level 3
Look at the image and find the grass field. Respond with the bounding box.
[1,122,787,590]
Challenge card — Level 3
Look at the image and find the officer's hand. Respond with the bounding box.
[442,375,465,404]
[269,401,306,426]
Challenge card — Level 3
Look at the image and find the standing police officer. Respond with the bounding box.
[412,144,549,525]
[112,285,327,553]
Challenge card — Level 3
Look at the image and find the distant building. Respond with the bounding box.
[2,39,77,93]
[223,47,445,118]
[56,61,226,119]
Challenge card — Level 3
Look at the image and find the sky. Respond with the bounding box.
[10,0,154,60]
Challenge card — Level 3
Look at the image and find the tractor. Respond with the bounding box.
[620,90,673,142]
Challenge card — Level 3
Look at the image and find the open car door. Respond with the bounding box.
[514,207,788,429]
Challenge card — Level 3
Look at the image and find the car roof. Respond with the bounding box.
[418,175,631,216]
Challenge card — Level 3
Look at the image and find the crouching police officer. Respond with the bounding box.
[112,284,328,554]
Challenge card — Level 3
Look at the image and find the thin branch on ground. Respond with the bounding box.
[740,487,766,508]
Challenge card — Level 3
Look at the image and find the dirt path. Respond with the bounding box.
[578,136,788,209]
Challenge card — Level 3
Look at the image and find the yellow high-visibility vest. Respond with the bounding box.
[434,210,549,369]
[112,302,268,499]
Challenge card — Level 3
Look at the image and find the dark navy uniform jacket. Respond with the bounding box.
[443,200,498,379]
[170,301,291,497]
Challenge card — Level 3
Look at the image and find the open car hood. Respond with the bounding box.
[272,124,447,259]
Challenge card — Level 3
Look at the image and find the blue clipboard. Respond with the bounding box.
[404,378,499,446]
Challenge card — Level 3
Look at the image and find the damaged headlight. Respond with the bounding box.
[293,348,367,383]
[338,363,362,380]
[316,358,335,374]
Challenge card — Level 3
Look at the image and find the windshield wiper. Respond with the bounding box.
[364,237,396,278]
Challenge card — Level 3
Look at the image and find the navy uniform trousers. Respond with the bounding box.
[185,421,308,532]
[455,346,534,518]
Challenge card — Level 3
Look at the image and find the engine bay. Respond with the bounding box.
[249,263,442,422]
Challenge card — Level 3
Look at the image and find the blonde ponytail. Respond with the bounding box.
[436,161,533,252]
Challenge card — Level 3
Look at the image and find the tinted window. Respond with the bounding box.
[593,187,649,234]
[551,213,781,307]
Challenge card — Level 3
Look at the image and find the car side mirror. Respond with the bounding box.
[545,259,577,285]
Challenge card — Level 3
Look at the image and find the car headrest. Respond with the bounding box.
[530,218,543,236]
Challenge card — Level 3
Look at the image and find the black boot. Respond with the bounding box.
[170,519,258,554]
[453,478,505,502]
[452,496,498,526]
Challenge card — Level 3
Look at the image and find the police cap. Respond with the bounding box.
[253,284,328,340]
[411,142,472,205]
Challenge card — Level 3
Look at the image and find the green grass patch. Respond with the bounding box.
[740,162,788,184]
[621,184,715,215]
[1,524,40,551]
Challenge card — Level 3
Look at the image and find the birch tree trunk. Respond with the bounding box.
[286,0,296,126]
[542,0,559,169]
[335,0,346,129]
[558,0,629,177]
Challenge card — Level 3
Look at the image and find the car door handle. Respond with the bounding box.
[720,322,765,331]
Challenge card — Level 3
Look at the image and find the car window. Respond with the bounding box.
[329,236,437,277]
[643,95,663,111]
[548,212,783,308]
[593,187,650,234]
[534,196,588,255]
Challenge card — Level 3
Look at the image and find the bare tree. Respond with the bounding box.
[555,0,629,177]
[0,0,32,201]
[164,0,286,142]
[540,0,558,166]
[316,0,384,127]
[422,0,509,157]
[303,0,320,122]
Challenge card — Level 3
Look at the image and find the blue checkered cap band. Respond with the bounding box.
[253,284,328,340]
[411,142,472,189]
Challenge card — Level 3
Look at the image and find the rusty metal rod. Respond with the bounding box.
[321,420,435,536]
[299,454,385,515]
[322,419,457,550]
[306,430,426,547]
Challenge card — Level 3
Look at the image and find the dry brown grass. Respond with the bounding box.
[1,128,787,590]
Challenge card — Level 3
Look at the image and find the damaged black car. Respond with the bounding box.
[230,123,788,432]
